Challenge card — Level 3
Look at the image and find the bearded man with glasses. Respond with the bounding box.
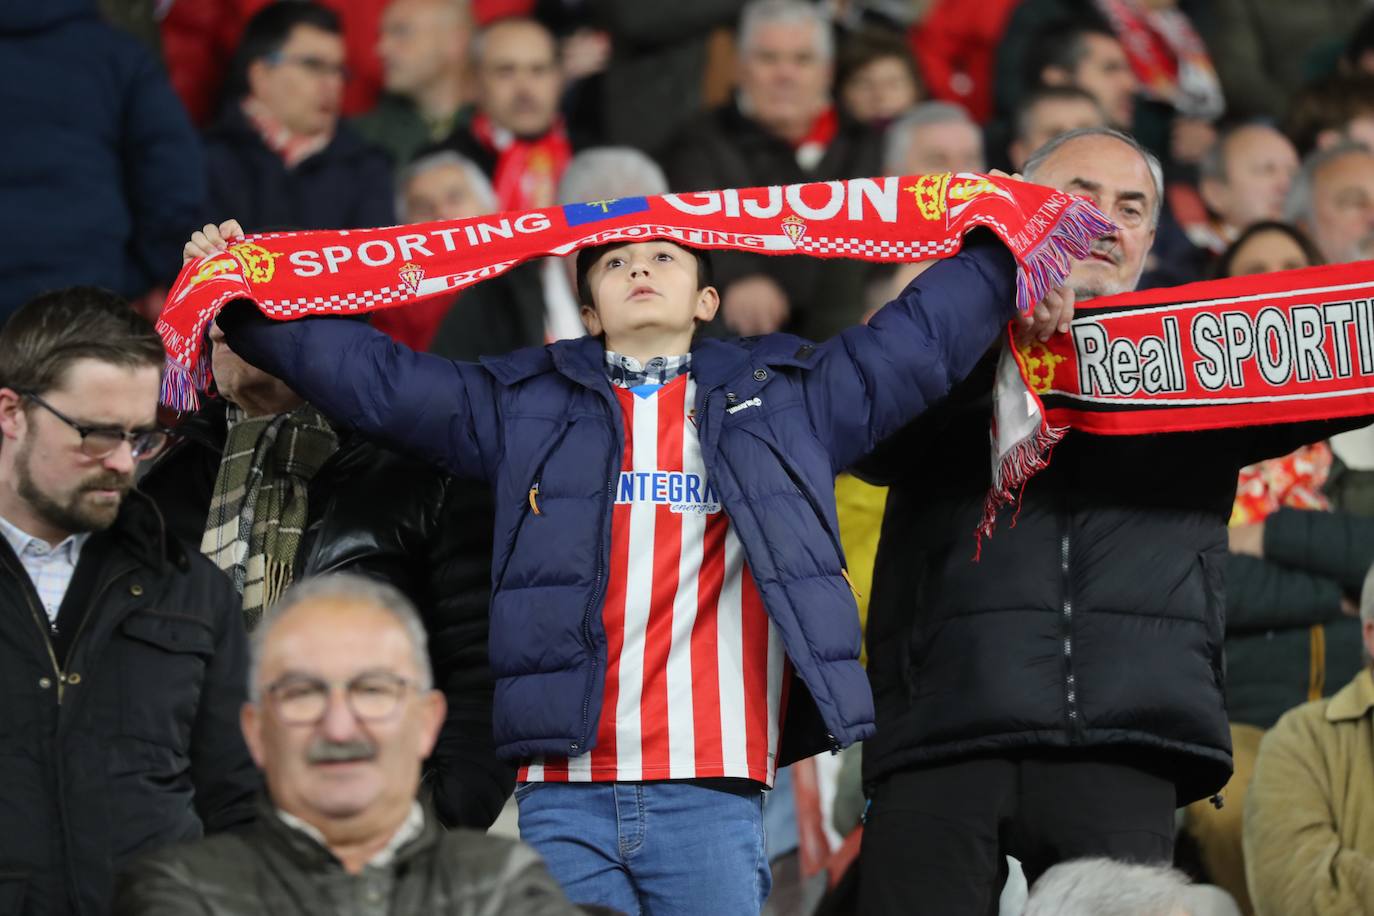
[116,573,581,916]
[0,287,257,916]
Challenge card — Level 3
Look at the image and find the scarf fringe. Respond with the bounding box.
[160,357,208,414]
[1014,199,1118,314]
[976,421,1067,557]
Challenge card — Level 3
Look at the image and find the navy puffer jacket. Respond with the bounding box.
[219,242,1016,764]
[0,0,205,321]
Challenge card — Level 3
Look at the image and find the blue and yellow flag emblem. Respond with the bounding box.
[562,197,651,226]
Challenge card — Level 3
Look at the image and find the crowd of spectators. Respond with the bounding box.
[4,0,1374,914]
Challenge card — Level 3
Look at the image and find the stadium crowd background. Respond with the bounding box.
[5,1,1374,914]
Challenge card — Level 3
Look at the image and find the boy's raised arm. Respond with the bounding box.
[185,221,499,480]
[216,304,497,481]
[803,231,1023,472]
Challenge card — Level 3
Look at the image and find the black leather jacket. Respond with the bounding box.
[114,795,581,915]
[140,401,513,828]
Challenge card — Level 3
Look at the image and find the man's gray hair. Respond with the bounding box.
[247,572,434,701]
[1024,126,1165,228]
[883,100,978,174]
[1024,858,1195,916]
[1361,561,1374,623]
[396,150,497,221]
[557,147,668,207]
[1284,140,1374,227]
[738,0,833,61]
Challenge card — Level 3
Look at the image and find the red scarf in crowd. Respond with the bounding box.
[1093,0,1224,119]
[793,106,839,170]
[988,262,1374,534]
[158,175,1374,535]
[159,173,1109,405]
[469,111,573,212]
[1231,443,1333,525]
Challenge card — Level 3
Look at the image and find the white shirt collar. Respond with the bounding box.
[0,514,89,563]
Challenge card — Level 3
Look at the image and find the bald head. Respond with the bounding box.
[472,18,561,137]
[1199,124,1299,231]
[378,0,471,100]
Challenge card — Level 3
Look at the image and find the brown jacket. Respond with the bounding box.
[1244,668,1374,915]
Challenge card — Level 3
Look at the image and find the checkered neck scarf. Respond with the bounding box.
[604,352,691,389]
[200,403,338,628]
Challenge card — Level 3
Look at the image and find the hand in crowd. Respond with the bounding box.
[985,170,1076,345]
[561,28,611,82]
[721,274,790,336]
[184,220,245,265]
[1228,521,1265,557]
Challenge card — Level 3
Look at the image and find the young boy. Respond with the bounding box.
[187,219,1050,914]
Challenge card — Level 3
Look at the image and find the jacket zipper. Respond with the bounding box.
[571,420,624,753]
[1060,530,1079,732]
[571,468,611,753]
[1,552,65,700]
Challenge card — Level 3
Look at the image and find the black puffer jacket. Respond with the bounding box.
[860,354,1353,805]
[139,402,513,828]
[0,490,256,916]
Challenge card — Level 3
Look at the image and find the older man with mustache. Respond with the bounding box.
[116,573,581,915]
[855,126,1354,915]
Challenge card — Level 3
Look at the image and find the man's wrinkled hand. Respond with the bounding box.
[1016,284,1075,344]
[183,220,245,265]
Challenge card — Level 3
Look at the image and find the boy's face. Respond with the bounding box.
[580,242,719,342]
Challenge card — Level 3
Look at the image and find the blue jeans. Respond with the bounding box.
[515,780,771,915]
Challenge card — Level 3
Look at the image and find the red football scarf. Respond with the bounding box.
[469,112,573,212]
[158,172,1112,409]
[159,177,1374,539]
[987,261,1374,536]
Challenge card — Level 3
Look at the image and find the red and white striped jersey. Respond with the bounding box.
[519,373,790,786]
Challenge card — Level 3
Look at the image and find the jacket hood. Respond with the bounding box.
[0,0,96,33]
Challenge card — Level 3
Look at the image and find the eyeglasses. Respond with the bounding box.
[267,53,351,80]
[264,671,417,725]
[19,391,169,462]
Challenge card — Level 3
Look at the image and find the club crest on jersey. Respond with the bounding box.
[616,470,722,515]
